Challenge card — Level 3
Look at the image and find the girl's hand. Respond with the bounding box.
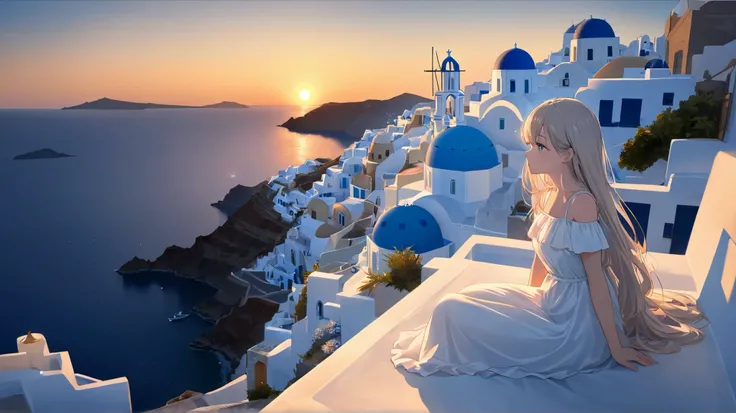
[611,346,655,371]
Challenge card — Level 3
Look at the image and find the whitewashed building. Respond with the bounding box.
[0,333,131,413]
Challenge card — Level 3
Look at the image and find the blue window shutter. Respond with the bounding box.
[353,187,359,198]
[663,223,674,239]
[524,79,529,94]
[510,80,516,93]
[662,93,674,106]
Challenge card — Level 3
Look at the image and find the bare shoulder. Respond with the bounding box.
[568,192,598,223]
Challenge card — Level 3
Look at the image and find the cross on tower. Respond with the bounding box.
[447,49,452,56]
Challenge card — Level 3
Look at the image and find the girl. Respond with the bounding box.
[391,98,706,378]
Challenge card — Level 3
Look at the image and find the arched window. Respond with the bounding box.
[316,301,324,319]
[562,73,570,87]
[450,179,456,195]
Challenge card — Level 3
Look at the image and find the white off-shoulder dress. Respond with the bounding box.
[391,191,625,379]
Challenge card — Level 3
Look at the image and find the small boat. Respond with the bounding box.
[168,311,190,322]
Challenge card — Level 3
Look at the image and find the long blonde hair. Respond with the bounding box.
[521,98,706,354]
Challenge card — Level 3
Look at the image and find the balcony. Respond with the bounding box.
[262,152,736,413]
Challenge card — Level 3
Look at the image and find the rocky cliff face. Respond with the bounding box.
[118,182,292,284]
[211,183,264,217]
[279,93,432,140]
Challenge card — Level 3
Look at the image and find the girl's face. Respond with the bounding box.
[524,128,571,175]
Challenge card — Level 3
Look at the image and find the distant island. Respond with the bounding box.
[61,98,249,110]
[279,92,433,140]
[14,149,74,160]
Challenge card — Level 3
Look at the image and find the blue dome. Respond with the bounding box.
[493,47,536,71]
[441,52,460,72]
[645,58,669,69]
[372,205,444,254]
[426,125,499,171]
[573,18,615,39]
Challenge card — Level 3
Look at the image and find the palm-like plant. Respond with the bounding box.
[358,247,423,293]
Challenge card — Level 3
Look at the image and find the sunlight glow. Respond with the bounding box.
[300,90,311,101]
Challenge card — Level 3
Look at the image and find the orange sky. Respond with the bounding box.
[0,1,677,109]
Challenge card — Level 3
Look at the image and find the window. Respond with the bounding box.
[377,154,382,160]
[499,118,505,130]
[385,149,390,157]
[316,301,324,319]
[450,179,456,195]
[376,197,381,206]
[496,78,501,92]
[662,92,674,106]
[360,189,366,198]
[587,49,593,61]
[353,187,359,198]
[338,212,345,226]
[620,98,643,127]
[354,164,361,173]
[607,46,613,57]
[562,73,570,87]
[340,177,348,189]
[502,153,509,168]
[311,210,317,219]
[291,250,296,266]
[599,100,614,126]
[524,79,529,94]
[564,47,569,57]
[672,50,683,75]
[662,223,674,239]
[510,80,516,93]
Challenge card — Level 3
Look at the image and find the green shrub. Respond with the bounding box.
[358,247,423,293]
[247,383,279,401]
[618,91,722,172]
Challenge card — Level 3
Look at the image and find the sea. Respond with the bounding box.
[0,107,348,412]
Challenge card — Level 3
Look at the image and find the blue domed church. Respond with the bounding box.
[569,17,620,73]
[490,45,539,96]
[367,205,452,273]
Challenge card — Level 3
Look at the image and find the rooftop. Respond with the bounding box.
[264,152,736,413]
[263,237,733,413]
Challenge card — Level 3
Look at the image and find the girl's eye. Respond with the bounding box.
[537,143,545,152]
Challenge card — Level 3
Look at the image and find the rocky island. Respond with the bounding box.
[118,156,340,378]
[279,92,432,140]
[14,149,74,160]
[62,98,249,110]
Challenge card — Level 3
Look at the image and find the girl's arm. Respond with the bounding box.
[528,253,547,287]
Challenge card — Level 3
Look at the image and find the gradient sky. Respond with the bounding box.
[0,0,678,109]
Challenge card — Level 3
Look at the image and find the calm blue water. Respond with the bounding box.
[0,107,346,411]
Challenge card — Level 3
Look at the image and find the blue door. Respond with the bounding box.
[353,187,359,198]
[620,98,642,127]
[599,100,613,126]
[619,202,650,246]
[670,205,699,255]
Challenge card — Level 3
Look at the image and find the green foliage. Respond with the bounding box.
[358,247,423,293]
[292,263,318,321]
[618,91,723,172]
[247,383,280,401]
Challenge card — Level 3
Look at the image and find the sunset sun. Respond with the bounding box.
[299,90,311,101]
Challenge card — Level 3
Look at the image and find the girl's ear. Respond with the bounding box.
[561,148,574,163]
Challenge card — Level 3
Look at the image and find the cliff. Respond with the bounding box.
[62,98,249,110]
[279,93,432,140]
[118,157,342,383]
[118,182,291,282]
[211,182,265,217]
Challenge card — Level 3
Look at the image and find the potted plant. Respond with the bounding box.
[358,247,423,317]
